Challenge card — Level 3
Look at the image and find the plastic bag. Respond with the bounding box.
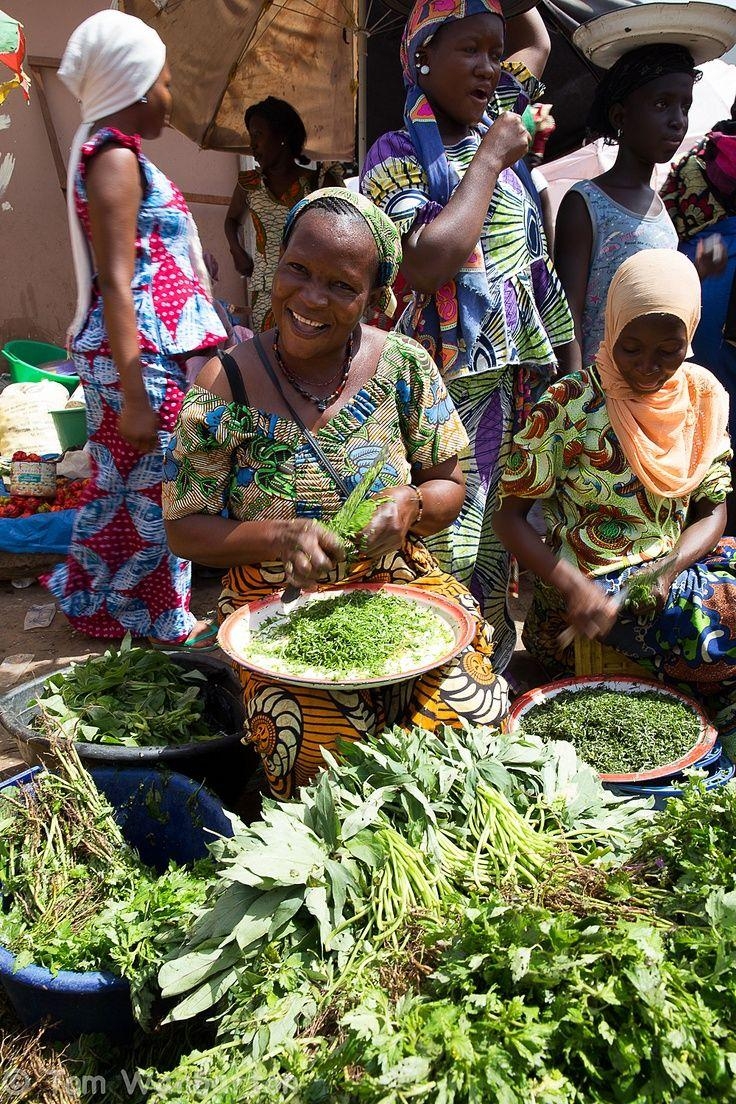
[0,381,68,456]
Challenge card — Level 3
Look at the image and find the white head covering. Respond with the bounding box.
[58,10,167,340]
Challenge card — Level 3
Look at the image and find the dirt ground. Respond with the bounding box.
[0,569,541,780]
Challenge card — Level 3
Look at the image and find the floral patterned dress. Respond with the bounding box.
[42,127,226,641]
[163,331,509,797]
[499,367,736,738]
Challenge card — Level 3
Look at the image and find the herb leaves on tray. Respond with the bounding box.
[243,591,455,680]
[520,688,701,774]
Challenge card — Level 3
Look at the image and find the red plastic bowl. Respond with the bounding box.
[506,675,717,784]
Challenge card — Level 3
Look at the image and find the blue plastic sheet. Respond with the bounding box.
[0,508,74,554]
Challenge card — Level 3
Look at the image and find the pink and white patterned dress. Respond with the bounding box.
[42,127,226,640]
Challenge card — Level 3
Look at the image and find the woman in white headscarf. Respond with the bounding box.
[42,9,226,648]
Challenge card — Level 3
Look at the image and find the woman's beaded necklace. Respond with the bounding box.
[273,330,354,413]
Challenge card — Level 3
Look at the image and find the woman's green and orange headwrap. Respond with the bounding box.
[283,187,403,316]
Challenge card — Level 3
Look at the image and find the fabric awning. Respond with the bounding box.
[121,0,358,160]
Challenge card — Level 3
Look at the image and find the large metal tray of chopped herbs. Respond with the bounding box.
[218,583,476,690]
[506,676,717,784]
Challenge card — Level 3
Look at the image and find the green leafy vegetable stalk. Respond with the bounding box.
[324,453,387,557]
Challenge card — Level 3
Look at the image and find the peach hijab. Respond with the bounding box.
[595,249,730,499]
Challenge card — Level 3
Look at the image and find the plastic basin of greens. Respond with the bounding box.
[0,651,254,804]
[506,676,717,784]
[0,765,234,1040]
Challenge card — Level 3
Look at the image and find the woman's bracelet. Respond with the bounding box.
[408,484,423,528]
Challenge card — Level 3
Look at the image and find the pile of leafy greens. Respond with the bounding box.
[32,635,219,748]
[140,767,736,1103]
[21,723,736,1104]
[0,745,216,1024]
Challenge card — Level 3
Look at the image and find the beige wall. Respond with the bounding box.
[0,0,243,349]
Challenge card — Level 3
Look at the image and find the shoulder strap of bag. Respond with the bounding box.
[251,333,351,499]
[217,349,249,407]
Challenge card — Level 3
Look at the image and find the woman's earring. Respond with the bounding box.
[415,50,430,76]
[616,127,622,140]
[140,95,148,104]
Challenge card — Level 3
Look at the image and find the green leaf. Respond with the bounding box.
[706,888,736,930]
[341,787,396,840]
[158,942,234,998]
[164,964,240,1022]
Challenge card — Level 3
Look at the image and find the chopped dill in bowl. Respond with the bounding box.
[519,688,702,775]
[241,591,456,682]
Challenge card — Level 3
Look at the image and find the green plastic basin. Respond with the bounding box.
[3,340,79,394]
[50,407,88,451]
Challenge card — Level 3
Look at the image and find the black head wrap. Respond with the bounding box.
[588,43,701,140]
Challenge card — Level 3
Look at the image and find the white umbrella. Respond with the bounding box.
[120,0,358,160]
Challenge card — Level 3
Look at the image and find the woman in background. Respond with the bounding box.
[495,250,736,739]
[43,10,225,646]
[224,96,341,332]
[554,43,718,375]
[362,0,573,673]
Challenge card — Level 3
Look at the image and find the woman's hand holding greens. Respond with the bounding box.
[355,488,417,560]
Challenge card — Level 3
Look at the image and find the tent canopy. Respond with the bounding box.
[121,0,358,160]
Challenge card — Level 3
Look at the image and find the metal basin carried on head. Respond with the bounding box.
[506,676,717,784]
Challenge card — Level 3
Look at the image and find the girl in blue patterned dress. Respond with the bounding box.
[42,11,225,644]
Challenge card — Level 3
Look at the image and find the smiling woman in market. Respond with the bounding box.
[494,249,736,740]
[162,188,508,799]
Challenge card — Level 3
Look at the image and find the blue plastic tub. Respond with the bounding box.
[0,766,234,1040]
[607,751,735,810]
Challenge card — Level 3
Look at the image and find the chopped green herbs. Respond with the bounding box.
[243,591,455,680]
[521,688,701,774]
[31,635,219,747]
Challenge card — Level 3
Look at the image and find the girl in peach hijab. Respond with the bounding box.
[495,249,736,740]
